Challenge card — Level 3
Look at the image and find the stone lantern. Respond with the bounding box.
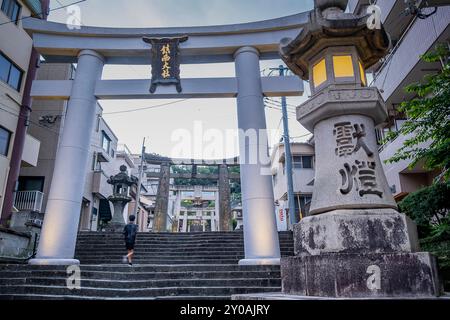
[106,165,138,232]
[279,0,442,298]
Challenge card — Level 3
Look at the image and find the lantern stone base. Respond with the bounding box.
[280,252,443,298]
[294,209,420,256]
[281,208,443,298]
[105,221,126,233]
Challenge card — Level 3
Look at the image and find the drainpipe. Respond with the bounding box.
[0,0,50,226]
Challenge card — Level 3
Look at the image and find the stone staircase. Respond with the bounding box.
[0,231,294,300]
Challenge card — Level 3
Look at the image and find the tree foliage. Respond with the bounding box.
[399,182,450,239]
[384,45,450,181]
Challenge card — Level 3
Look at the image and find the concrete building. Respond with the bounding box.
[348,0,450,201]
[270,142,315,230]
[0,0,47,223]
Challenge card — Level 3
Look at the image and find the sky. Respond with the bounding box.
[47,0,315,158]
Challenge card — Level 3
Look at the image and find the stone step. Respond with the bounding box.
[75,236,292,239]
[0,277,281,288]
[75,255,293,263]
[0,294,231,300]
[74,257,292,264]
[77,231,293,237]
[0,230,292,300]
[75,241,293,246]
[0,270,281,280]
[74,235,292,240]
[0,264,280,272]
[75,245,293,250]
[76,260,244,265]
[0,285,280,298]
[75,253,293,259]
[76,245,294,254]
[74,245,293,250]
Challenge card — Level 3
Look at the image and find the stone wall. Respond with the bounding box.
[0,227,31,258]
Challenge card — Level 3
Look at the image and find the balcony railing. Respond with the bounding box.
[14,191,44,213]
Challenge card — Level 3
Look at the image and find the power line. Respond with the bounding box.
[0,103,114,150]
[0,0,87,26]
[264,104,296,116]
[265,97,298,109]
[102,99,191,115]
[264,100,298,114]
[0,103,62,136]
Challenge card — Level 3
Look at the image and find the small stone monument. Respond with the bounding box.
[106,165,138,232]
[277,0,442,298]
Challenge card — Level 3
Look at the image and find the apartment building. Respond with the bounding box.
[270,142,315,231]
[0,0,48,223]
[348,0,450,200]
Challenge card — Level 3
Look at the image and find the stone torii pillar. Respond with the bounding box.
[218,164,232,231]
[234,46,281,265]
[153,162,170,232]
[279,0,442,298]
[29,50,104,265]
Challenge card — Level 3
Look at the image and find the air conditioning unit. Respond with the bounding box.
[27,219,43,227]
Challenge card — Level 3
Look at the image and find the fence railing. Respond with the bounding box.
[14,191,44,213]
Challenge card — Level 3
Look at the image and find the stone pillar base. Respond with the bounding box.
[239,258,281,266]
[281,252,443,298]
[28,258,80,266]
[294,209,420,256]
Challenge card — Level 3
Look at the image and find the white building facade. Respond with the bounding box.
[0,0,45,220]
[348,0,450,200]
[271,142,315,231]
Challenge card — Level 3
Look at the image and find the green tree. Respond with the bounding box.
[384,45,450,181]
[398,182,450,238]
[399,183,450,273]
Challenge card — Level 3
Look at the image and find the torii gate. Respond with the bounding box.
[23,13,308,266]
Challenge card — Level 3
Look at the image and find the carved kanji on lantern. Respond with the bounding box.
[353,124,373,157]
[143,36,188,93]
[334,122,374,157]
[339,160,383,198]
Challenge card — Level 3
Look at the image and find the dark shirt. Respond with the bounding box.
[123,223,138,244]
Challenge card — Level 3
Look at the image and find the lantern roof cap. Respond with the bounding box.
[107,166,138,186]
[280,1,390,80]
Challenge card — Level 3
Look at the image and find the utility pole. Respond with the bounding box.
[270,65,297,229]
[133,137,146,218]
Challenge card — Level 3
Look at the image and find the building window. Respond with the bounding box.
[1,0,21,24]
[0,52,23,91]
[18,176,45,192]
[101,131,111,153]
[0,126,11,157]
[292,155,313,169]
